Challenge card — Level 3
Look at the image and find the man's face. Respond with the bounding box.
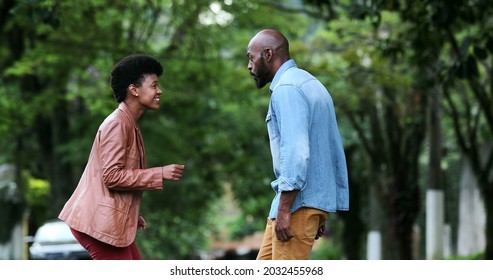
[247,47,271,89]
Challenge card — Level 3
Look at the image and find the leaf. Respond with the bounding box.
[466,55,479,78]
[473,46,488,60]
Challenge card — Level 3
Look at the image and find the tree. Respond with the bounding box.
[288,5,427,258]
[349,0,493,260]
[304,0,493,259]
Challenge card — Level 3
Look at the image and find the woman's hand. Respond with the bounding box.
[162,164,185,181]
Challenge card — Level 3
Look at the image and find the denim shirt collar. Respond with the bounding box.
[269,59,297,93]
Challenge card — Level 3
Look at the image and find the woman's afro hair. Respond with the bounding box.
[110,54,163,103]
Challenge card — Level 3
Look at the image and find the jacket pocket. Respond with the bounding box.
[90,196,130,239]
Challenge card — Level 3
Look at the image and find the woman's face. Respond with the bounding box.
[135,74,162,111]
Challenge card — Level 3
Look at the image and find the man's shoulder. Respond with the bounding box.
[279,67,314,82]
[274,68,315,93]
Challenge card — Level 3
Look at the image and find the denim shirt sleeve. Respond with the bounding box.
[271,84,310,192]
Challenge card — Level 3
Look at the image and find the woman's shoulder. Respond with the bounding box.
[99,108,131,132]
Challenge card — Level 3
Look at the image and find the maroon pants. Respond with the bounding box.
[70,228,142,260]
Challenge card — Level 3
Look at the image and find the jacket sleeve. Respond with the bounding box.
[99,118,163,191]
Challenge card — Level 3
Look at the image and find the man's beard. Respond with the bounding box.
[254,54,270,89]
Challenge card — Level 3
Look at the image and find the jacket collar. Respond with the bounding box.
[118,102,140,130]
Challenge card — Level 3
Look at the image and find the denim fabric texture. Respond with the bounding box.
[266,59,349,219]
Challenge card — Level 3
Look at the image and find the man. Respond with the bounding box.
[246,29,349,260]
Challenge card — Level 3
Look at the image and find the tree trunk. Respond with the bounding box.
[484,186,493,259]
[39,98,75,217]
[389,178,420,260]
[426,83,444,259]
[339,145,365,259]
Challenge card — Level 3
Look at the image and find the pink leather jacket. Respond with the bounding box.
[59,102,163,247]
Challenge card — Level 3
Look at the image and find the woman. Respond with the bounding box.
[59,54,185,260]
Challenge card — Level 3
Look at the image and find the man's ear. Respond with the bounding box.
[264,48,273,62]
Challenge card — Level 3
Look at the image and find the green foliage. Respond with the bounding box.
[137,195,214,259]
[304,0,493,259]
[25,174,50,207]
[310,216,346,260]
[5,0,490,260]
[24,172,51,227]
[310,238,344,260]
[447,252,484,260]
[227,216,265,241]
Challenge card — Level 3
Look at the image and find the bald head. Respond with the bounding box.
[246,29,291,89]
[248,29,290,61]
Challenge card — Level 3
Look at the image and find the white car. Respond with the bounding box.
[28,220,91,260]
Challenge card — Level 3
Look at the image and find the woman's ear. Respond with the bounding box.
[128,84,139,97]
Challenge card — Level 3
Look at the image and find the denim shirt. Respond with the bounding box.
[266,59,349,218]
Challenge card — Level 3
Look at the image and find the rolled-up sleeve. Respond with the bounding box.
[271,85,310,192]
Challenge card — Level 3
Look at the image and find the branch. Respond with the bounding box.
[446,26,493,132]
[485,148,493,184]
[468,77,493,132]
[259,0,339,21]
[344,107,378,162]
[443,85,468,153]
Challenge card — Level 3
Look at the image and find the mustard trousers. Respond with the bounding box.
[256,207,328,260]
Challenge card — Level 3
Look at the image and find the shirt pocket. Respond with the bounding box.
[265,112,279,141]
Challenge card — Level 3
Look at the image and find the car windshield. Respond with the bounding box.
[35,222,76,244]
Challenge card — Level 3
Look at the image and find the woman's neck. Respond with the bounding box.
[123,100,143,121]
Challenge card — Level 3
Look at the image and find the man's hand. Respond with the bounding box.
[275,208,294,242]
[275,191,298,242]
[315,224,325,240]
